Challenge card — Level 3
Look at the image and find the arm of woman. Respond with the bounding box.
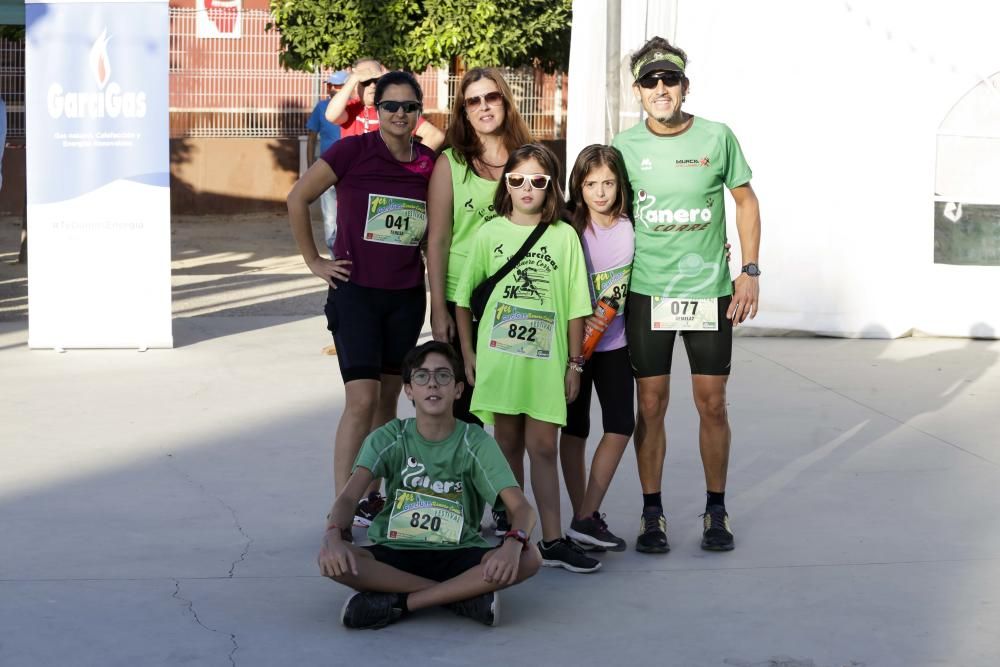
[287,161,351,287]
[427,156,455,342]
[455,306,476,386]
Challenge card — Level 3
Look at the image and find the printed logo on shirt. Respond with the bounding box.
[640,158,653,171]
[464,197,474,210]
[634,190,713,231]
[401,456,464,495]
[675,156,712,168]
[493,243,504,255]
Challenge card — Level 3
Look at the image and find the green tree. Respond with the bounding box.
[267,0,572,72]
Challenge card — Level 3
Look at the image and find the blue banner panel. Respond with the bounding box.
[26,1,172,349]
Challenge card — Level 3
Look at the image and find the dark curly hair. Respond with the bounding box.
[629,36,689,79]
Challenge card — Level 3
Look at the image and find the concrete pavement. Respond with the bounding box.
[2,216,999,666]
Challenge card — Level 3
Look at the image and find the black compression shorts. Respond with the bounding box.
[324,280,426,382]
[625,292,733,377]
[563,346,636,439]
[363,544,493,582]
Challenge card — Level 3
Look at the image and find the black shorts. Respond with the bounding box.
[324,280,426,382]
[363,544,493,582]
[563,346,636,439]
[625,292,733,377]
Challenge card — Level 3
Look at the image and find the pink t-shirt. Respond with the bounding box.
[321,132,435,290]
[581,216,634,352]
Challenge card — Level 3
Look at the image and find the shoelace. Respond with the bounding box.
[563,537,586,555]
[700,507,726,530]
[592,512,610,532]
[642,512,664,533]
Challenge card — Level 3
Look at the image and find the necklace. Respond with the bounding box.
[379,127,413,163]
[477,155,505,169]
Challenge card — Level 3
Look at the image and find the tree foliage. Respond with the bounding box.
[267,0,572,73]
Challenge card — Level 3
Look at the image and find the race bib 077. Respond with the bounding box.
[363,194,427,246]
[651,296,719,331]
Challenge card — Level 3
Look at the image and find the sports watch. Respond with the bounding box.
[741,262,761,277]
[503,529,529,551]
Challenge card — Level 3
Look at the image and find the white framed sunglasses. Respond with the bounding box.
[504,172,551,190]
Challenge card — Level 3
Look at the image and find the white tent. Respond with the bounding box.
[567,0,999,338]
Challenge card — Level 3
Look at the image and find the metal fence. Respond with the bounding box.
[0,10,567,141]
[170,8,566,139]
[1,37,25,139]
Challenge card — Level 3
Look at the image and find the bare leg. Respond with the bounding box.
[558,432,587,518]
[493,413,526,487]
[524,417,562,542]
[335,380,379,493]
[329,544,543,608]
[691,375,731,493]
[362,374,402,496]
[578,433,630,518]
[635,376,670,495]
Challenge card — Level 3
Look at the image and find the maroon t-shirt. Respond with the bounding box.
[321,131,435,289]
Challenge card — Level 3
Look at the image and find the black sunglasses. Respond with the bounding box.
[464,91,504,110]
[359,78,379,87]
[376,100,422,114]
[638,72,684,89]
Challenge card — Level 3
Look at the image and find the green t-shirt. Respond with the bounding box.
[354,418,518,550]
[455,218,592,426]
[612,116,752,298]
[443,149,500,302]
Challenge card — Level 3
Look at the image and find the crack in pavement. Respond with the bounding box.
[164,454,253,578]
[172,578,239,667]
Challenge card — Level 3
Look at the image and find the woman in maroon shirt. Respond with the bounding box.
[288,71,436,523]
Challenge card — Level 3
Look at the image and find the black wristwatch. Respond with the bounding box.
[741,262,761,277]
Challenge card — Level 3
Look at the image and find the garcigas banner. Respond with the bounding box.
[26,0,171,349]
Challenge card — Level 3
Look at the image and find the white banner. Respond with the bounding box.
[26,0,172,348]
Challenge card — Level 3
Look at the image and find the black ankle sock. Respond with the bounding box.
[397,593,411,617]
[642,492,662,511]
[706,491,726,509]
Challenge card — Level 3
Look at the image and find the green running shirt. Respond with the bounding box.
[354,418,518,550]
[612,116,752,298]
[443,149,500,302]
[455,219,592,426]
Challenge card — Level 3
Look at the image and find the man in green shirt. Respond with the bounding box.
[318,341,542,629]
[612,37,762,553]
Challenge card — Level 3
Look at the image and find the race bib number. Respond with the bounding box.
[591,263,631,316]
[651,296,719,331]
[363,194,427,246]
[386,489,464,545]
[488,301,555,358]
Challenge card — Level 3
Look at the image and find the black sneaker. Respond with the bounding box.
[492,508,511,537]
[445,591,499,626]
[354,491,386,528]
[340,592,403,629]
[636,508,670,554]
[568,512,627,552]
[539,538,602,573]
[701,504,735,551]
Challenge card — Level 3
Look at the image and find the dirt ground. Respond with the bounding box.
[0,211,331,322]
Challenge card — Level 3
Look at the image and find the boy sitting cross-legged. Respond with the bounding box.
[319,340,542,629]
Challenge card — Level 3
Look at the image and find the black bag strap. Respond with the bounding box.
[485,223,547,290]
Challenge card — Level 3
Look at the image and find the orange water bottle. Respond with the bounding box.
[581,296,619,360]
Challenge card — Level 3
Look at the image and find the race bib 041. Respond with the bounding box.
[651,296,719,331]
[386,489,464,545]
[488,301,555,358]
[363,194,427,246]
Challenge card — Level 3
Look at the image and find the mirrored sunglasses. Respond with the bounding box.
[505,173,551,190]
[376,100,422,114]
[464,91,504,110]
[638,72,684,89]
[410,369,455,386]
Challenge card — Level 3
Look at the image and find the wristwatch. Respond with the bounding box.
[503,529,529,551]
[741,262,761,277]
